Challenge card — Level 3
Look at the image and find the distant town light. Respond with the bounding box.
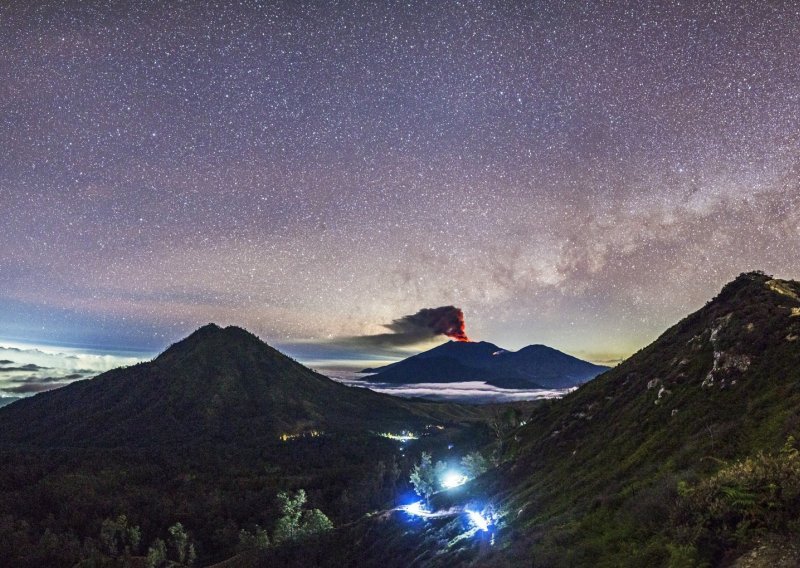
[279,430,323,442]
[379,431,419,441]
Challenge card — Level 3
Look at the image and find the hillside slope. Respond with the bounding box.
[495,271,800,565]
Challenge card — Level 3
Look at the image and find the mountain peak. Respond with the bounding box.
[703,271,799,317]
[185,323,256,341]
[156,323,267,363]
[0,324,451,447]
[715,270,773,298]
[435,339,500,351]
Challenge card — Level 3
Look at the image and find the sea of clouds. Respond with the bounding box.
[324,370,573,404]
[0,343,144,404]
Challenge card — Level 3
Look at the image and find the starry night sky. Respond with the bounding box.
[1,1,799,367]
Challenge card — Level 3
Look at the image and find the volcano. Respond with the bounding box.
[362,339,609,389]
[0,324,479,447]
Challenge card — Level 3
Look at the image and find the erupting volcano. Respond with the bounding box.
[427,305,471,343]
[445,316,472,343]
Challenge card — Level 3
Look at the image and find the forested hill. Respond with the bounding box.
[0,324,481,447]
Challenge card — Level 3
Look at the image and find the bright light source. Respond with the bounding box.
[441,471,468,489]
[465,509,490,532]
[380,431,419,441]
[402,501,428,517]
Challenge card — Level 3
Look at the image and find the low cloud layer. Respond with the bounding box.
[0,344,144,398]
[326,371,572,404]
[5,383,69,394]
[0,363,50,373]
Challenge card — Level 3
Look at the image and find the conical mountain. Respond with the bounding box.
[362,340,504,383]
[0,324,470,447]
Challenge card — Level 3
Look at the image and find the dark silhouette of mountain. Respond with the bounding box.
[363,339,608,388]
[0,324,477,447]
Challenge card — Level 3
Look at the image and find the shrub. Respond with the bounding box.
[673,436,800,556]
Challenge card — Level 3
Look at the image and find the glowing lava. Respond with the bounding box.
[443,307,471,342]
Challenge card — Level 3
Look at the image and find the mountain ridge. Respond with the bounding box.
[363,338,609,389]
[477,271,800,565]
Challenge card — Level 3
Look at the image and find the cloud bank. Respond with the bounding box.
[0,343,144,398]
[326,371,572,404]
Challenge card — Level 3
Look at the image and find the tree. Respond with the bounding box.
[461,451,489,479]
[488,407,522,440]
[388,455,402,500]
[409,452,437,505]
[273,490,334,544]
[99,514,141,558]
[145,538,167,568]
[301,509,334,534]
[274,490,306,543]
[238,526,270,552]
[167,523,196,566]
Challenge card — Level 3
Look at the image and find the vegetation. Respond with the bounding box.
[273,489,333,543]
[0,431,474,566]
[409,452,437,505]
[672,436,800,562]
[237,526,270,552]
[460,451,489,479]
[99,514,141,560]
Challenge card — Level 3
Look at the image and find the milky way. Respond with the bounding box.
[1,1,798,364]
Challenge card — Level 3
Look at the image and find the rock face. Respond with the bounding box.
[0,324,471,447]
[732,539,800,568]
[514,271,800,454]
[363,340,609,389]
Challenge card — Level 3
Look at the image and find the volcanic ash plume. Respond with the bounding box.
[392,306,471,343]
[342,305,471,349]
